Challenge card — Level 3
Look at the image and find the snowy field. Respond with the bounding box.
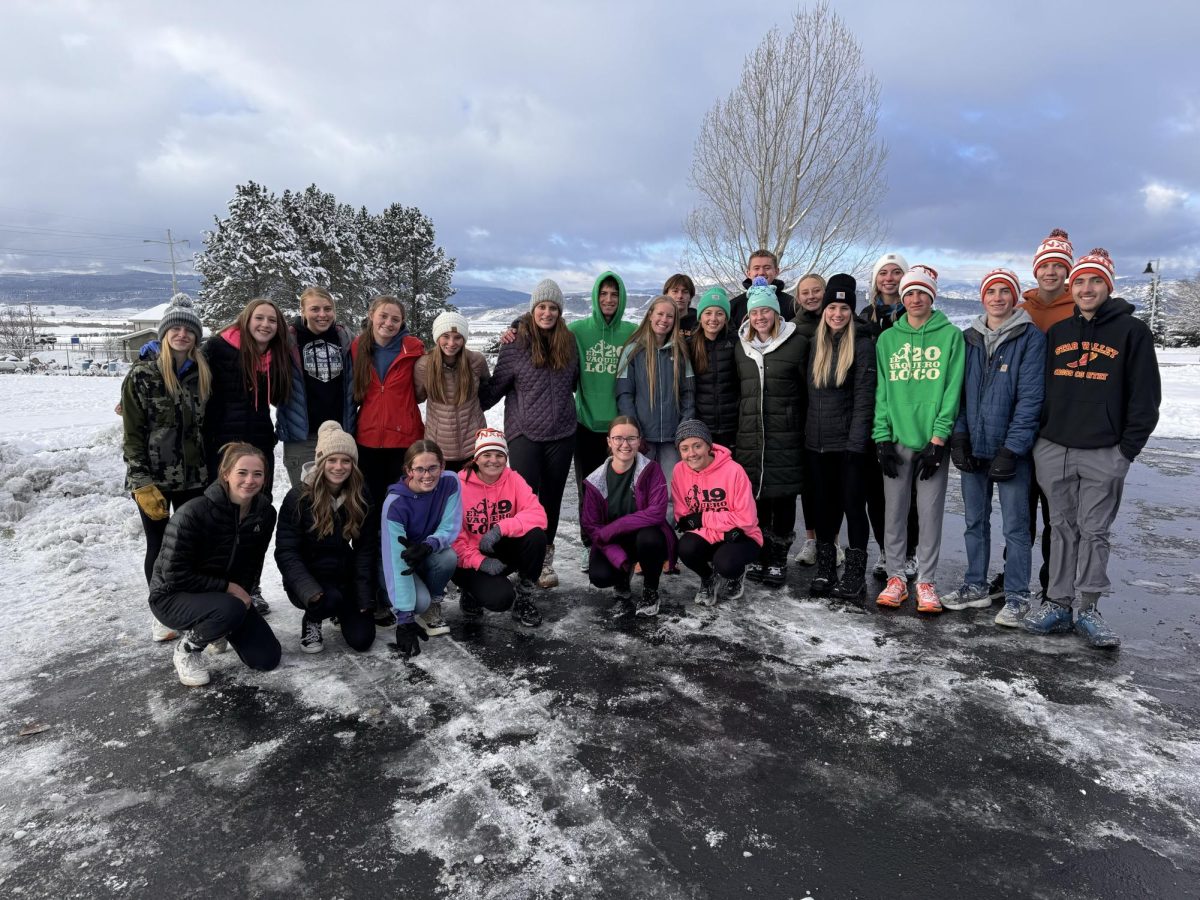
[1,368,1199,898]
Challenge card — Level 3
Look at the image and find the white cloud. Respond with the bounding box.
[1142,182,1189,214]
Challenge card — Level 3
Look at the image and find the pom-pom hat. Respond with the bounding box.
[899,264,939,301]
[1033,228,1074,277]
[314,420,359,465]
[745,276,780,315]
[1068,248,1115,294]
[980,268,1021,302]
[157,293,204,342]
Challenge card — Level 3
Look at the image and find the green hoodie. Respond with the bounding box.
[872,308,965,451]
[569,271,637,432]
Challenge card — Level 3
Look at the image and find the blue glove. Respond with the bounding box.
[138,339,161,360]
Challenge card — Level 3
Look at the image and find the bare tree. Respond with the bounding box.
[683,2,887,287]
[0,304,39,358]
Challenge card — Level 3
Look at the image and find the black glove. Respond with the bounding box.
[478,557,506,576]
[988,447,1018,482]
[876,442,901,479]
[477,525,502,555]
[950,433,979,472]
[398,537,433,576]
[724,528,745,543]
[395,621,427,658]
[676,511,703,532]
[916,441,946,481]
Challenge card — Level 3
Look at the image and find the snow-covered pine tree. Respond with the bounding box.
[1165,274,1200,347]
[281,185,376,323]
[193,181,320,327]
[371,203,457,343]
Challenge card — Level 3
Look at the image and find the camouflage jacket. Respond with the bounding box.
[121,357,207,492]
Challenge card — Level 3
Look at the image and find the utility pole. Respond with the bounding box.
[144,229,190,295]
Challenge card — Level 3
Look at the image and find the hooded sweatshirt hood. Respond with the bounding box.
[1019,286,1075,334]
[872,309,966,451]
[970,307,1034,359]
[569,271,637,431]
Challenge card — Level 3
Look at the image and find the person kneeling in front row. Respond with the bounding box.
[149,442,282,687]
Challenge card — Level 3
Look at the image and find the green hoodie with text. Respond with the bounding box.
[569,271,636,432]
[872,308,965,451]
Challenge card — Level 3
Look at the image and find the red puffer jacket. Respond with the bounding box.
[351,334,426,449]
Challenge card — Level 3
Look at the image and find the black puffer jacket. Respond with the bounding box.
[734,321,809,497]
[805,330,877,453]
[148,482,276,605]
[792,308,820,340]
[203,333,277,465]
[689,331,740,438]
[274,478,377,611]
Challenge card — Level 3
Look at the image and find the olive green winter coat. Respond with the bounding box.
[121,357,207,493]
[733,320,809,497]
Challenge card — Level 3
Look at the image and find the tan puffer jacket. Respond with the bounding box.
[414,349,490,462]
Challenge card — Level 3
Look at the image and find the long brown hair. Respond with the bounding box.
[157,332,212,403]
[687,311,729,376]
[302,455,368,541]
[352,295,407,404]
[424,330,476,406]
[812,314,857,389]
[517,309,574,370]
[226,298,291,405]
[618,296,689,409]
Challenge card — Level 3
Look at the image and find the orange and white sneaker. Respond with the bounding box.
[915,582,943,614]
[876,576,908,608]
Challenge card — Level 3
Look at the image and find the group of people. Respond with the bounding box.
[121,227,1161,687]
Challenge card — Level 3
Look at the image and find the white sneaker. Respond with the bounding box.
[836,545,845,567]
[694,578,717,607]
[151,616,178,642]
[173,643,210,687]
[795,538,817,565]
[205,637,229,655]
[903,556,918,578]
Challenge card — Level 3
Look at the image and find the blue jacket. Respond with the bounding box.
[953,310,1046,459]
[276,319,357,442]
[380,472,462,618]
[615,342,695,443]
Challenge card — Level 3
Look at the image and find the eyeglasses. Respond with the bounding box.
[608,435,639,445]
[410,465,442,476]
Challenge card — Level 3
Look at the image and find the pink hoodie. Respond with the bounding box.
[453,465,548,570]
[671,444,763,546]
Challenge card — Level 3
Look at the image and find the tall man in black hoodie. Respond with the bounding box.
[1022,249,1160,648]
[727,250,796,334]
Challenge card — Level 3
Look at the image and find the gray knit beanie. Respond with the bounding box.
[674,418,713,448]
[157,293,204,342]
[529,278,564,313]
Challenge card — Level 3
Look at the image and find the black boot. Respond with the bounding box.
[809,541,838,596]
[832,548,868,601]
[761,533,789,587]
[511,578,542,627]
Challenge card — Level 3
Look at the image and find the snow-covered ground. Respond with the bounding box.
[1,367,1199,897]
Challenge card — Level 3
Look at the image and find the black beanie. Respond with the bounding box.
[820,274,858,315]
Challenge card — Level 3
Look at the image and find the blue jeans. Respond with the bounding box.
[959,459,1032,598]
[409,547,458,614]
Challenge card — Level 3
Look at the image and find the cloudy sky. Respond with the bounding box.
[2,0,1197,291]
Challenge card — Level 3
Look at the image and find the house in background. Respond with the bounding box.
[118,302,210,361]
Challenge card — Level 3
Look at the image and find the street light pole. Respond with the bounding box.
[1143,259,1161,344]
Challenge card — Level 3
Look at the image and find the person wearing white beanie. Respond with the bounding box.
[414,309,490,470]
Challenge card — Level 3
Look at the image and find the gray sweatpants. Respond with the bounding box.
[1033,438,1129,604]
[283,438,319,487]
[881,444,949,583]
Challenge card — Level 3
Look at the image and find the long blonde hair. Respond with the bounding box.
[424,331,476,406]
[812,315,857,389]
[302,457,368,541]
[157,336,212,403]
[618,296,689,410]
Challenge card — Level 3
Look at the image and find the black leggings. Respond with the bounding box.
[137,487,205,585]
[677,532,761,581]
[589,527,668,591]
[755,494,797,538]
[805,450,870,550]
[289,581,375,653]
[864,441,918,553]
[452,529,547,612]
[151,591,281,671]
[573,424,610,541]
[357,445,408,607]
[508,434,575,545]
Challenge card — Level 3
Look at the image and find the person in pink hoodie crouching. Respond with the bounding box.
[671,419,763,608]
[451,428,548,628]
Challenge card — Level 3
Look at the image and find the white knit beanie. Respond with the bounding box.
[432,310,470,344]
[899,264,939,301]
[870,253,910,295]
[314,420,359,465]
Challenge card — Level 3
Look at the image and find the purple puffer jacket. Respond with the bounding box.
[480,332,580,442]
[580,454,677,570]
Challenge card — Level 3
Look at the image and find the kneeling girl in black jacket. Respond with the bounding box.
[275,421,377,656]
[148,442,281,687]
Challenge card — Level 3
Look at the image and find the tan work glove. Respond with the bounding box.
[133,484,169,520]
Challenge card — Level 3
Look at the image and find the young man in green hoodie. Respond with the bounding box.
[872,265,965,614]
[569,272,637,569]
